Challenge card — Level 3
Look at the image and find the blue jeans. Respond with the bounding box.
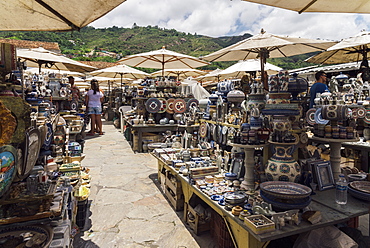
[88,106,102,115]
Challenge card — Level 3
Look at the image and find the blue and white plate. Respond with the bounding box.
[314,108,329,125]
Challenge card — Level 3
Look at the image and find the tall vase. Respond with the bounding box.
[246,94,266,113]
[265,143,301,183]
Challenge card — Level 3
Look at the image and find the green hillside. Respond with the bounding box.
[0,25,315,70]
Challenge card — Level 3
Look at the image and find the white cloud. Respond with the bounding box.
[91,0,370,41]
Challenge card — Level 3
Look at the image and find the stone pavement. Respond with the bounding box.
[73,121,215,248]
[73,121,369,248]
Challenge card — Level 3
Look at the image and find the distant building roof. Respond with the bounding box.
[0,39,60,53]
[78,61,119,69]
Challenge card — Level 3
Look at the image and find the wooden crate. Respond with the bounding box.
[164,185,184,211]
[165,171,182,195]
[185,202,210,235]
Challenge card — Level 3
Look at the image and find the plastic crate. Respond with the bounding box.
[75,199,88,230]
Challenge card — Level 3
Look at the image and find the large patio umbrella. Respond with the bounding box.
[219,59,283,78]
[203,29,336,83]
[151,68,207,79]
[241,0,370,14]
[17,47,96,73]
[118,47,209,76]
[90,64,149,88]
[307,31,370,65]
[0,0,127,31]
[25,67,85,77]
[197,68,225,82]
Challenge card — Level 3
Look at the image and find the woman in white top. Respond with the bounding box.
[85,79,104,135]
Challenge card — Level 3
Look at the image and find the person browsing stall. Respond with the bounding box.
[86,79,104,135]
[309,71,329,108]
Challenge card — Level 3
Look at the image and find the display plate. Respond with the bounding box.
[0,145,17,198]
[186,98,199,110]
[199,122,208,138]
[42,123,53,150]
[145,98,161,113]
[314,108,329,125]
[166,98,175,114]
[357,107,366,118]
[157,98,167,113]
[173,99,186,113]
[23,128,41,177]
[0,224,53,248]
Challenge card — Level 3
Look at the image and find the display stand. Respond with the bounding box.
[229,143,268,190]
[310,136,359,179]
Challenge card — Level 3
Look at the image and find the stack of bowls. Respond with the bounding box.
[259,181,312,211]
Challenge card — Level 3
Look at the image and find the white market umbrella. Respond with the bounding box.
[85,76,123,88]
[197,68,225,82]
[25,67,85,77]
[203,29,336,83]
[307,31,370,65]
[118,47,209,76]
[90,64,149,88]
[151,68,207,79]
[219,59,283,78]
[17,47,96,73]
[241,0,370,14]
[0,0,127,31]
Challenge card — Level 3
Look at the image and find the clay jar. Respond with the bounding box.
[246,94,266,113]
[265,143,301,183]
[321,105,349,121]
[271,115,291,135]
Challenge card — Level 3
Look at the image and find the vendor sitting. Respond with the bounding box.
[309,71,329,108]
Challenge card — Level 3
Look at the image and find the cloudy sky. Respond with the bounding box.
[91,0,370,41]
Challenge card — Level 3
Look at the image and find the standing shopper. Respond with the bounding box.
[309,71,329,109]
[86,79,104,135]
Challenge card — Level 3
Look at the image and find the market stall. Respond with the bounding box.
[0,43,91,247]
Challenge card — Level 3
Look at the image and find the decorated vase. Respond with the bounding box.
[265,143,301,182]
[321,105,349,121]
[246,94,266,113]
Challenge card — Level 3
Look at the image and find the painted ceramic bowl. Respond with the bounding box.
[260,181,312,200]
[260,190,311,211]
[348,187,370,201]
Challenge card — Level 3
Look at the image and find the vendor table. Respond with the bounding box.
[342,140,370,173]
[310,136,359,179]
[153,154,370,248]
[125,122,179,153]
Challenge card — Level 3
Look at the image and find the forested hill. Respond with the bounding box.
[0,25,314,70]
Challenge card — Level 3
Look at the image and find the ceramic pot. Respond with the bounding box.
[265,143,301,183]
[198,99,210,112]
[227,90,245,104]
[246,94,266,113]
[321,105,349,121]
[271,115,291,134]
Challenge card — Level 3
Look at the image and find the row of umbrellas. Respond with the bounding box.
[17,29,370,86]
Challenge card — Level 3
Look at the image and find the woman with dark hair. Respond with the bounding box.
[85,79,104,135]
